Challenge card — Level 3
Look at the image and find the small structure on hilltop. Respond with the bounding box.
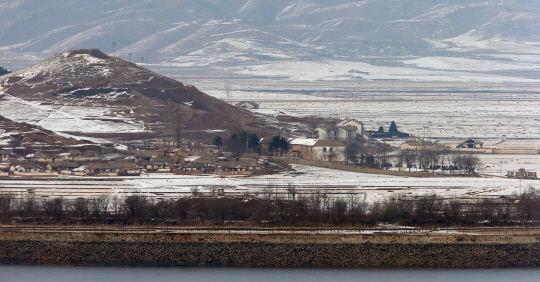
[507,168,538,180]
[235,101,259,109]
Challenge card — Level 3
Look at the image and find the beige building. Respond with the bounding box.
[290,138,347,162]
[337,118,363,135]
[313,126,335,140]
[400,139,438,151]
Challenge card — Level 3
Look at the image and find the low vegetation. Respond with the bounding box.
[1,188,538,227]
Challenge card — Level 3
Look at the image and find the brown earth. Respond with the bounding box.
[1,232,540,268]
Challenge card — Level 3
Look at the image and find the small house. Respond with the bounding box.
[336,125,357,140]
[457,139,483,149]
[157,137,180,147]
[175,163,208,175]
[46,162,81,174]
[313,126,335,140]
[400,139,437,151]
[337,118,363,134]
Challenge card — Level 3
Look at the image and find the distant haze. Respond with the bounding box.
[0,0,539,71]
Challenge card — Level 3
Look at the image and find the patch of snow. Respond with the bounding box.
[404,57,536,72]
[114,144,129,150]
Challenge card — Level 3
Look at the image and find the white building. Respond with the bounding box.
[337,118,363,135]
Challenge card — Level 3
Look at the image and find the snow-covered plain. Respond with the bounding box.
[1,165,537,202]
[247,92,540,140]
[403,57,538,72]
[235,60,540,83]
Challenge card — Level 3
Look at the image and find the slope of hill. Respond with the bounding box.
[0,114,90,148]
[0,49,269,142]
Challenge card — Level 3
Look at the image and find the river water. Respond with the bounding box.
[0,266,539,282]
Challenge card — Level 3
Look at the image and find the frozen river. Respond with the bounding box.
[1,265,540,282]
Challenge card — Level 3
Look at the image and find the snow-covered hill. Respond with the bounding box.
[0,49,269,142]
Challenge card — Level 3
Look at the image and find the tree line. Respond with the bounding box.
[345,142,481,174]
[1,188,538,227]
[396,150,481,174]
[0,66,10,76]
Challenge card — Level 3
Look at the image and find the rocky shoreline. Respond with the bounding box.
[1,232,540,268]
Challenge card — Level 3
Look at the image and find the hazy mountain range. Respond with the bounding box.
[0,0,539,72]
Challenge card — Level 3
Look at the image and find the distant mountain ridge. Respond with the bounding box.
[0,0,538,70]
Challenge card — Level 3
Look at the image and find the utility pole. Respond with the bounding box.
[112,41,116,53]
[141,57,144,68]
[128,53,132,63]
[176,106,181,148]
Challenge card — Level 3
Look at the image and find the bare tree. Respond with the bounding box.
[91,194,110,220]
[42,197,64,222]
[110,195,122,220]
[443,199,462,223]
[123,194,148,219]
[479,198,495,223]
[0,190,15,221]
[450,153,463,173]
[403,149,417,171]
[415,195,443,221]
[494,197,512,223]
[20,195,40,219]
[462,153,481,174]
[429,151,440,172]
[516,188,540,221]
[72,198,90,219]
[287,183,297,201]
[439,148,450,172]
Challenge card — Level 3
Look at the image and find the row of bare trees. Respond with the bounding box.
[1,189,539,226]
[397,149,482,174]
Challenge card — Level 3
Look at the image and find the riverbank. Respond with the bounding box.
[1,232,540,268]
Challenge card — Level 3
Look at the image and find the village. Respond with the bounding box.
[0,114,537,181]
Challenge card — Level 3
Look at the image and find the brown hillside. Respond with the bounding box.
[0,49,269,142]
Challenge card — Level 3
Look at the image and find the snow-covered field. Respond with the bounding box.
[403,57,539,72]
[234,60,540,83]
[247,93,540,140]
[1,164,538,202]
